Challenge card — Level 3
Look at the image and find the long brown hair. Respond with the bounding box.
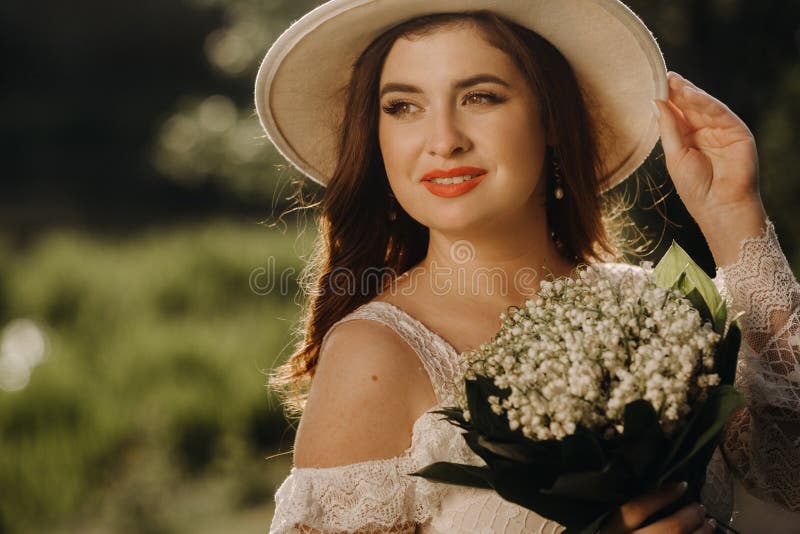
[270,11,622,417]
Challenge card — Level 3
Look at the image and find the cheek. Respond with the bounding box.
[379,122,420,208]
[378,121,403,160]
[488,112,546,189]
[378,121,413,176]
[379,128,426,221]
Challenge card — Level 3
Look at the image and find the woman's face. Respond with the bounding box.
[378,24,549,234]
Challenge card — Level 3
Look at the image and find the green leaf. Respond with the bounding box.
[715,322,741,386]
[653,241,726,334]
[430,406,471,430]
[465,375,518,440]
[492,459,611,528]
[652,241,689,287]
[620,401,669,480]
[622,400,657,440]
[546,465,630,504]
[478,435,545,464]
[464,432,561,484]
[712,299,728,335]
[657,386,746,486]
[409,461,495,489]
[561,428,605,472]
[682,287,713,328]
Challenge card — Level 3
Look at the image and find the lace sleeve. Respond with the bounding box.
[701,218,800,517]
[269,460,419,533]
[269,413,449,534]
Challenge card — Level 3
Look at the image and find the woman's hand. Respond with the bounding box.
[600,482,716,534]
[653,71,768,267]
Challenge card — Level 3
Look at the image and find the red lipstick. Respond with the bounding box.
[420,166,487,198]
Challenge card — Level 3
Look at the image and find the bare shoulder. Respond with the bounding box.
[293,318,434,468]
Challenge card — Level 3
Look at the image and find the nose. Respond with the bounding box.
[425,107,471,159]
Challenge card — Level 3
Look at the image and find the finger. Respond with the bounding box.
[637,503,706,534]
[668,72,739,128]
[677,87,737,130]
[664,98,693,137]
[667,70,704,88]
[691,517,717,534]
[653,99,689,161]
[605,482,688,532]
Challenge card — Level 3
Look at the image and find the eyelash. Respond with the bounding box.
[381,91,506,116]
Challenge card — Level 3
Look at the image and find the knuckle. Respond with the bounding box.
[693,504,707,523]
[620,502,648,526]
[661,518,690,534]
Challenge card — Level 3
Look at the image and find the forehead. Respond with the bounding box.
[379,24,521,84]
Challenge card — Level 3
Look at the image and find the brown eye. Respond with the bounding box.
[463,91,504,106]
[382,101,420,116]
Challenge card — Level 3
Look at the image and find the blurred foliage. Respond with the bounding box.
[150,0,326,203]
[759,60,800,262]
[0,219,315,533]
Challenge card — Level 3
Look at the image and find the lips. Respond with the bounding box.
[420,166,487,198]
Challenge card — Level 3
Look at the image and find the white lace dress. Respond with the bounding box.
[269,219,800,534]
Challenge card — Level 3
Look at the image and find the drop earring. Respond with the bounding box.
[552,155,565,200]
[550,229,565,249]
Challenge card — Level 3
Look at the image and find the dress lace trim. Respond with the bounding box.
[270,411,455,533]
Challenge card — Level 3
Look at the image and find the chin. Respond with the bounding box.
[416,206,491,235]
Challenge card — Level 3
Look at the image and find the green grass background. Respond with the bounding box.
[0,220,310,533]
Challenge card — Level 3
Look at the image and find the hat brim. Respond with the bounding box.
[255,0,668,192]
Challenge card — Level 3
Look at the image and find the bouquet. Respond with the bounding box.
[411,242,744,534]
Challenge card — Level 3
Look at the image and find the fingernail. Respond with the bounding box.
[651,99,661,119]
[708,518,717,528]
[675,481,688,493]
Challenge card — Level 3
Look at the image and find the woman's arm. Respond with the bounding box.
[270,320,440,534]
[654,71,800,513]
[714,218,800,511]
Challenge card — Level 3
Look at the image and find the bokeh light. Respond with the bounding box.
[0,319,48,392]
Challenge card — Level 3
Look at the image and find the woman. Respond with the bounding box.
[257,2,800,533]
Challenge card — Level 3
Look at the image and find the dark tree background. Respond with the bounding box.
[0,0,322,242]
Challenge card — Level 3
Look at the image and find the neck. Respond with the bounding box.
[412,200,578,310]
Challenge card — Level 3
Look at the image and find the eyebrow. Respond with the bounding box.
[378,74,510,98]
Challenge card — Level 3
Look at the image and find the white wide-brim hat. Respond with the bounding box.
[254,0,668,193]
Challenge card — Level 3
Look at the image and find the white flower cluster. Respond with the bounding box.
[460,264,721,440]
